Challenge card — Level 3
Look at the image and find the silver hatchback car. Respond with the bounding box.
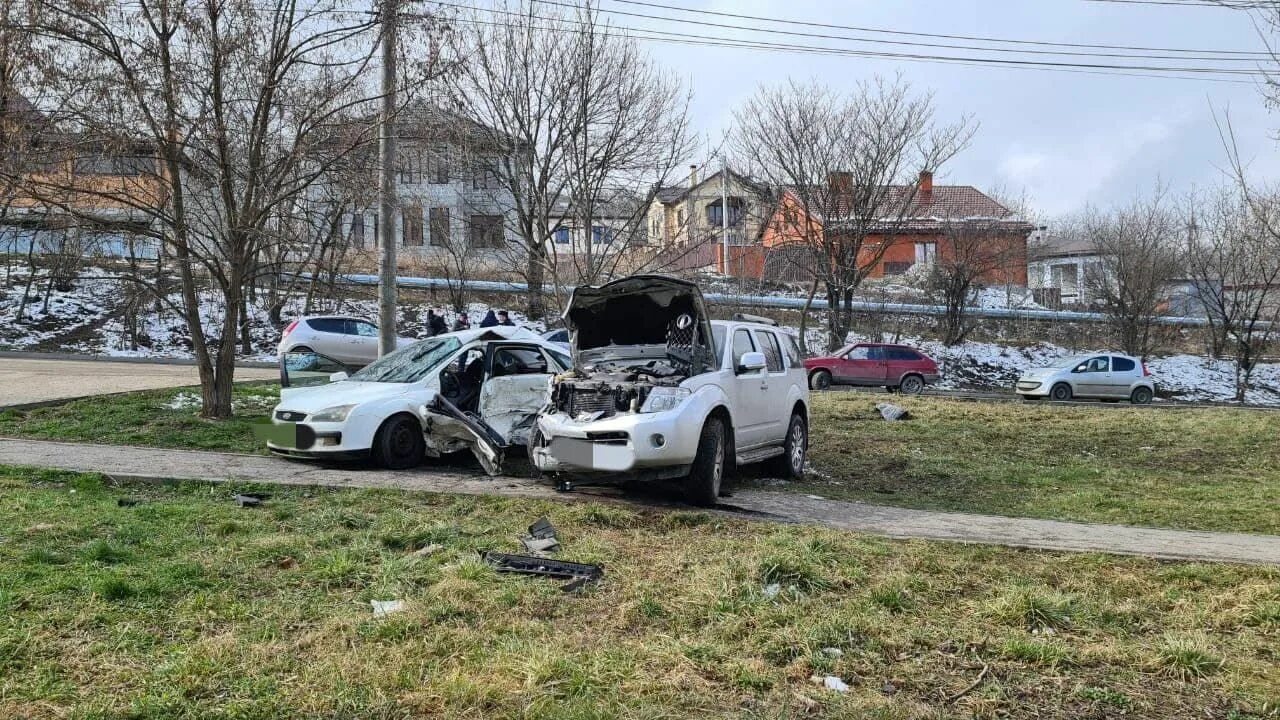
[1016,354,1156,404]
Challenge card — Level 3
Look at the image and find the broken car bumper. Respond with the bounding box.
[530,410,701,475]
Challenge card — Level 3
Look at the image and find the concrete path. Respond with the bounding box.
[2,438,1278,566]
[0,357,279,408]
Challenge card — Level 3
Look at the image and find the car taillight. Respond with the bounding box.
[282,320,298,337]
[1142,363,1151,377]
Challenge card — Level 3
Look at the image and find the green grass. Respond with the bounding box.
[795,393,1280,534]
[1,465,1278,719]
[0,383,279,453]
[4,386,1280,534]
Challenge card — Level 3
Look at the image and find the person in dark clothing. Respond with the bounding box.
[497,310,515,326]
[428,309,448,336]
[451,314,470,332]
[479,309,499,328]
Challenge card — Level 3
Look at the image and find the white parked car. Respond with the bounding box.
[266,326,573,469]
[277,315,416,365]
[528,275,810,506]
[1016,353,1156,404]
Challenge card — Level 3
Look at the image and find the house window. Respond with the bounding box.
[472,156,498,189]
[427,145,450,184]
[914,242,937,266]
[371,214,379,248]
[706,198,744,227]
[350,213,365,249]
[429,207,450,247]
[676,208,685,227]
[883,261,912,276]
[403,206,423,246]
[397,149,422,184]
[553,228,571,245]
[591,226,612,244]
[469,214,504,249]
[1050,263,1079,294]
[650,217,661,237]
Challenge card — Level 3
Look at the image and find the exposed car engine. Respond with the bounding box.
[551,360,686,419]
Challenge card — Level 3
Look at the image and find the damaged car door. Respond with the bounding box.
[422,342,557,475]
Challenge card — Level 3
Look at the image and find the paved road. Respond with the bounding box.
[0,357,279,408]
[2,437,1277,566]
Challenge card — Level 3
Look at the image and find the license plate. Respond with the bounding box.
[548,437,631,471]
[254,422,317,450]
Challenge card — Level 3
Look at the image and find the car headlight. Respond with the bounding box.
[310,404,356,423]
[640,386,691,413]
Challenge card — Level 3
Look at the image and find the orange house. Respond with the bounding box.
[737,171,1033,285]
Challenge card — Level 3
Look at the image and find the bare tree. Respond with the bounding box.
[22,0,381,418]
[927,197,1033,345]
[442,0,694,319]
[1079,190,1182,358]
[1185,187,1280,401]
[731,76,973,351]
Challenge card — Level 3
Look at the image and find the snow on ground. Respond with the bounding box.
[0,267,117,349]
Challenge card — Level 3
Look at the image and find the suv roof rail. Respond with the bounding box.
[732,312,778,326]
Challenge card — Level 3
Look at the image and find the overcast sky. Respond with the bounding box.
[610,0,1279,218]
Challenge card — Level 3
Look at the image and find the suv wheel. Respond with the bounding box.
[1130,386,1153,405]
[769,412,807,480]
[810,370,832,390]
[1050,383,1073,402]
[686,417,726,506]
[899,374,925,395]
[373,414,425,470]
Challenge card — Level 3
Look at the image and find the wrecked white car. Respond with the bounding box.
[529,275,810,506]
[265,326,570,471]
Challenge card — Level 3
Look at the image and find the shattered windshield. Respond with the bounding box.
[349,337,461,384]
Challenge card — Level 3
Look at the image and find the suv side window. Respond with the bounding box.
[754,330,784,372]
[781,333,801,368]
[1112,356,1136,372]
[306,318,345,333]
[732,329,756,370]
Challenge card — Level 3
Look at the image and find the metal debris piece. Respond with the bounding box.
[823,676,850,693]
[370,599,405,617]
[234,494,265,508]
[479,550,603,592]
[520,516,561,553]
[876,403,911,421]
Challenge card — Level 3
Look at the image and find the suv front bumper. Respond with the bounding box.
[530,410,701,475]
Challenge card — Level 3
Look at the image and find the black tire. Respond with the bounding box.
[768,412,808,480]
[899,374,925,395]
[1049,383,1073,402]
[372,414,425,470]
[686,416,727,507]
[1130,386,1153,405]
[810,370,832,391]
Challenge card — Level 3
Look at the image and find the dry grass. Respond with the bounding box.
[795,393,1280,534]
[2,465,1278,719]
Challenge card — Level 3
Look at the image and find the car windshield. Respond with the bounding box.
[349,337,460,383]
[1048,355,1090,369]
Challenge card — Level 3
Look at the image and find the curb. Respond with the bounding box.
[0,350,277,369]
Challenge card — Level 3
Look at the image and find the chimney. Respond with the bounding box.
[827,171,852,195]
[689,164,699,189]
[918,170,933,205]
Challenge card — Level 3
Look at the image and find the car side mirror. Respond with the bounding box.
[1073,364,1087,374]
[329,371,349,383]
[737,351,767,374]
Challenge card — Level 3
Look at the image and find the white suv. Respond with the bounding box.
[529,275,810,506]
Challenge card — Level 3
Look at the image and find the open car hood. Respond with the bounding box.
[563,275,715,371]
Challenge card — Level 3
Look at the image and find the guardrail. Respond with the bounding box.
[291,272,1239,329]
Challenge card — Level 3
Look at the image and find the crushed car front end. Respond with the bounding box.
[529,275,719,481]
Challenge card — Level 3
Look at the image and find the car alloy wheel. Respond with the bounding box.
[788,417,806,476]
[900,375,924,395]
[1131,386,1153,405]
[811,370,832,390]
[1050,383,1072,401]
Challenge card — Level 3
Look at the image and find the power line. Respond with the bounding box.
[432,11,1259,84]
[607,0,1273,57]
[1080,0,1264,8]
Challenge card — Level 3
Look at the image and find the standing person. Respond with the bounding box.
[429,308,448,336]
[497,310,515,326]
[479,309,498,328]
[451,313,470,332]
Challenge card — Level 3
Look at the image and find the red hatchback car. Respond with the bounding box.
[803,343,941,394]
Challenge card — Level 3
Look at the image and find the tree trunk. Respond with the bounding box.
[527,248,546,320]
[797,276,820,356]
[239,292,252,357]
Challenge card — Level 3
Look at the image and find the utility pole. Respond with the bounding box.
[377,0,399,356]
[720,155,729,276]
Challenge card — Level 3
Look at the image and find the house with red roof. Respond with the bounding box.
[742,170,1034,286]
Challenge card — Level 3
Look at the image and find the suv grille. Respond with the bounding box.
[565,391,618,417]
[276,410,307,422]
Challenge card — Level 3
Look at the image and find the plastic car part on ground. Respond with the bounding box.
[480,550,604,592]
[875,403,912,421]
